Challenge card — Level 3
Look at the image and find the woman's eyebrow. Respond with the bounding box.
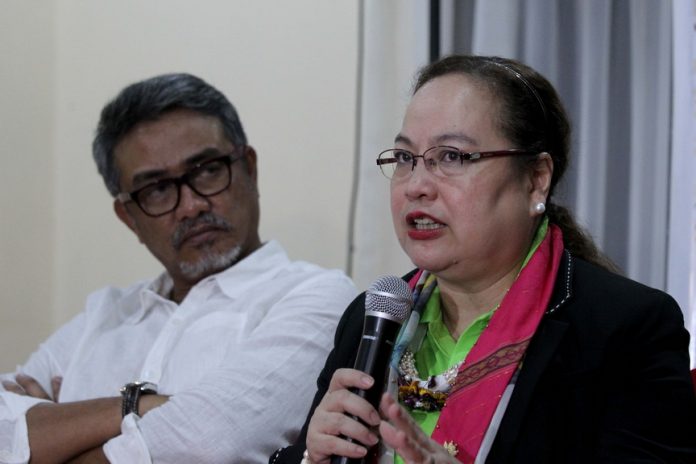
[394,134,412,146]
[393,133,479,147]
[433,133,478,146]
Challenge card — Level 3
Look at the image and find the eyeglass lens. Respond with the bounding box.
[377,147,534,180]
[135,157,232,216]
[378,147,466,179]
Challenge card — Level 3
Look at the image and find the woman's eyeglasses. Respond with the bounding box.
[376,146,537,180]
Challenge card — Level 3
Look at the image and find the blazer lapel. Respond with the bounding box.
[486,251,574,463]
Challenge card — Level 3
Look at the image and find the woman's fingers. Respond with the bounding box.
[306,409,377,463]
[323,369,381,426]
[306,417,371,461]
[311,406,380,446]
[379,394,430,461]
[326,368,374,393]
[379,393,458,464]
[305,369,383,463]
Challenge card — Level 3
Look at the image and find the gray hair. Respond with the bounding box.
[92,73,247,196]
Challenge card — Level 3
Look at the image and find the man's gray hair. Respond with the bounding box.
[92,73,247,196]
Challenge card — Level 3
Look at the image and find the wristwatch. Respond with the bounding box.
[120,381,157,418]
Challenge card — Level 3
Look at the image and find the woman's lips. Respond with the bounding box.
[405,212,445,240]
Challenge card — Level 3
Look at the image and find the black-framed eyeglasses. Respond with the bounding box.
[117,152,244,217]
[376,146,537,180]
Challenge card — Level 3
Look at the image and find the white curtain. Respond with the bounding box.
[351,0,694,362]
[349,0,430,290]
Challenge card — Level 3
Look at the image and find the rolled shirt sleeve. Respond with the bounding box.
[0,394,51,464]
[0,311,86,464]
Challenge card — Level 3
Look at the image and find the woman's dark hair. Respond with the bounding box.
[414,55,619,273]
[93,73,247,197]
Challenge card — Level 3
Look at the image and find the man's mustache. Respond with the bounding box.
[172,213,233,249]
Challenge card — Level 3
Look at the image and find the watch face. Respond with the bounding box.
[141,382,157,393]
[121,382,158,394]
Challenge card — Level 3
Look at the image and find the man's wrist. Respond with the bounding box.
[138,393,168,416]
[119,382,157,417]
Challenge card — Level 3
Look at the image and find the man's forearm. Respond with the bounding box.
[25,394,169,464]
[64,446,109,464]
[26,397,121,464]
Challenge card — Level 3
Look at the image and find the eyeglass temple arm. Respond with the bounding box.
[116,192,132,203]
[468,150,537,160]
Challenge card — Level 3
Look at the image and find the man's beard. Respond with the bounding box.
[178,244,242,281]
[173,212,243,280]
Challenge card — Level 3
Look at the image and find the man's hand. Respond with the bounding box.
[1,374,62,401]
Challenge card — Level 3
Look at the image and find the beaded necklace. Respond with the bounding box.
[396,296,497,412]
[397,349,464,411]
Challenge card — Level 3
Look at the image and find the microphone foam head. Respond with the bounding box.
[365,275,412,324]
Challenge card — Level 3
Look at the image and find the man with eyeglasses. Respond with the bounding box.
[0,73,357,463]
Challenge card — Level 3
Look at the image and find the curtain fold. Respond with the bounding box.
[441,0,673,290]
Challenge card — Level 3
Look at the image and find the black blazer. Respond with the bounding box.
[271,252,696,463]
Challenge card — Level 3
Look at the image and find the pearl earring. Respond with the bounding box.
[534,202,546,214]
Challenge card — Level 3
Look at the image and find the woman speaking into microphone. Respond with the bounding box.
[270,55,696,463]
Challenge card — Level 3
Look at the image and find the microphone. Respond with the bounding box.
[331,275,412,464]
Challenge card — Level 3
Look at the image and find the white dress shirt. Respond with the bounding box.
[0,240,357,463]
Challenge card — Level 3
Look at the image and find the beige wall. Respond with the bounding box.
[0,1,358,371]
[0,3,56,371]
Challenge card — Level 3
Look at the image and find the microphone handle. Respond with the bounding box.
[329,388,382,464]
[330,317,401,464]
[330,445,378,464]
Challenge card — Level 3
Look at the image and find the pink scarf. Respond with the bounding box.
[429,224,564,462]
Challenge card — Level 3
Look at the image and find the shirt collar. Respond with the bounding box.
[123,240,287,324]
[211,240,289,299]
[120,273,174,324]
[420,286,441,324]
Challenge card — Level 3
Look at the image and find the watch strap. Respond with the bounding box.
[120,381,157,418]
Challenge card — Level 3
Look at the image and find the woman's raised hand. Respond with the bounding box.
[305,368,382,463]
[379,393,460,464]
